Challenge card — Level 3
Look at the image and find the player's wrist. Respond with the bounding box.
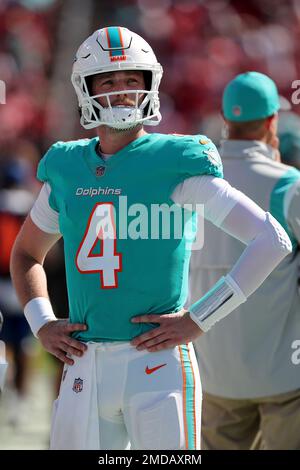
[188,274,247,332]
[187,311,204,331]
[24,297,57,338]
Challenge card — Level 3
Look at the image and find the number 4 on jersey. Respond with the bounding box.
[76,203,122,289]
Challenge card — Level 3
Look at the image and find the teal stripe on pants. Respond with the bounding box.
[180,344,196,449]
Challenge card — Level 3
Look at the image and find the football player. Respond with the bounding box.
[10,27,291,449]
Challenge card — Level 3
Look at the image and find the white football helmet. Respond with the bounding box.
[71,27,163,130]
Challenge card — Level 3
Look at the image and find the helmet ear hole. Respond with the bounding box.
[143,71,153,117]
[85,75,94,96]
[85,75,100,119]
[143,71,152,91]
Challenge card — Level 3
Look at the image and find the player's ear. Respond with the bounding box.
[221,118,229,139]
[265,114,277,130]
[221,111,230,130]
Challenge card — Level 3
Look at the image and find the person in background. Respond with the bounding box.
[0,159,35,422]
[189,72,300,450]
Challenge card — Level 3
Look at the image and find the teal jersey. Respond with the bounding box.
[37,133,223,341]
[270,167,300,249]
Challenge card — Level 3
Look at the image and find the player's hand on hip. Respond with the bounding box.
[130,309,203,352]
[37,320,88,365]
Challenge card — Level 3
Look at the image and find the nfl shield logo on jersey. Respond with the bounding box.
[96,166,106,177]
[72,377,83,393]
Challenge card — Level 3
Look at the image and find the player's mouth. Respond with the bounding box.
[113,103,135,107]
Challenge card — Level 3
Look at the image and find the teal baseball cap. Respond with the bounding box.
[223,71,283,122]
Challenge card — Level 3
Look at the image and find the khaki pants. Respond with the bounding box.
[202,389,300,450]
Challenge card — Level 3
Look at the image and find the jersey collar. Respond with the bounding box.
[220,139,276,161]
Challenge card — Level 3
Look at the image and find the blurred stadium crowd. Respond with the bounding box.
[1,0,300,158]
[1,0,300,447]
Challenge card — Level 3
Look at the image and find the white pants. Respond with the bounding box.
[50,342,202,450]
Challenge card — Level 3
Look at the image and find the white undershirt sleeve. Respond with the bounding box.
[218,193,292,297]
[171,175,239,226]
[172,175,292,296]
[172,175,292,330]
[30,183,60,234]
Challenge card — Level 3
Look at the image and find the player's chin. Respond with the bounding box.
[111,123,143,133]
[112,102,136,107]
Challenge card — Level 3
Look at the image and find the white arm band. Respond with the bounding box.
[189,274,246,332]
[24,297,57,338]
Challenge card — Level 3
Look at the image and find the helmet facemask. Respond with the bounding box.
[74,70,161,130]
[71,27,163,130]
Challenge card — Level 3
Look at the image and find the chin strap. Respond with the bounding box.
[100,106,144,130]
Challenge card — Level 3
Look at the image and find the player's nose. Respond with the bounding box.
[112,91,134,106]
[115,92,127,100]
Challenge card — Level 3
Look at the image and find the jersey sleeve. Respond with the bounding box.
[30,183,61,234]
[285,178,300,243]
[270,167,300,248]
[36,143,62,212]
[179,135,223,179]
[36,152,48,184]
